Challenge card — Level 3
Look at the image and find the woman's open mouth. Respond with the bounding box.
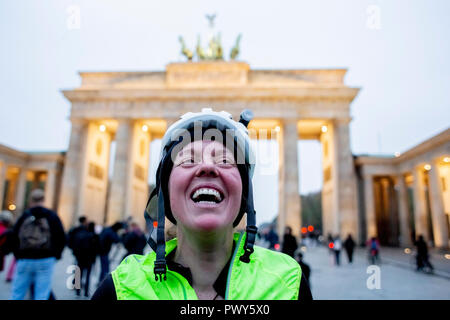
[190,187,224,206]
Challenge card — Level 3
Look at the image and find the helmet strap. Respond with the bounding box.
[154,186,167,281]
[240,169,258,263]
[144,187,158,252]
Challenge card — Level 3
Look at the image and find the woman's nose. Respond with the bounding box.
[195,161,219,178]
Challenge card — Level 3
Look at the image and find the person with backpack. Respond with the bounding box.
[9,189,66,300]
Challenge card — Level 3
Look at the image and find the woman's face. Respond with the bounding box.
[168,140,242,232]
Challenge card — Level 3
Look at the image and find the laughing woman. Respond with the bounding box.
[92,109,312,300]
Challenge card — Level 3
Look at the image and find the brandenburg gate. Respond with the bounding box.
[58,61,360,239]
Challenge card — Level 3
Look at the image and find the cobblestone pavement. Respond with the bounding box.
[1,244,449,300]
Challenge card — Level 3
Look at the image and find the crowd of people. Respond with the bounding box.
[0,192,439,300]
[66,216,147,297]
[0,188,148,300]
[0,188,438,301]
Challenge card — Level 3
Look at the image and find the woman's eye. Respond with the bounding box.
[219,158,234,165]
[175,157,195,166]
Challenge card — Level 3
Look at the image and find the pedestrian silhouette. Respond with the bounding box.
[366,236,380,265]
[68,219,99,297]
[344,234,355,264]
[0,210,13,272]
[98,222,123,284]
[121,221,147,261]
[414,235,434,273]
[333,235,342,266]
[264,224,279,250]
[281,226,298,258]
[295,252,311,288]
[9,189,66,300]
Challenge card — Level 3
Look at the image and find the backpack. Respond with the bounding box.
[18,213,51,251]
[371,240,378,251]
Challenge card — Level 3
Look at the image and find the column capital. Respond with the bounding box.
[117,117,134,123]
[333,117,353,125]
[69,118,89,126]
[361,168,373,180]
[280,118,299,125]
[394,173,406,186]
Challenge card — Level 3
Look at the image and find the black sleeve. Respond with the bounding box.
[10,214,26,255]
[50,213,67,259]
[298,272,313,300]
[91,274,117,300]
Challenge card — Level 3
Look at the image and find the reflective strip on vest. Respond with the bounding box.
[112,232,302,300]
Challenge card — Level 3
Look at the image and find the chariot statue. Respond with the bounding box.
[178,14,241,62]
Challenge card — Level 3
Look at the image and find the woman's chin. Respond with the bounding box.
[191,215,228,232]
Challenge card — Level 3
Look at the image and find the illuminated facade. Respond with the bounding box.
[1,62,448,248]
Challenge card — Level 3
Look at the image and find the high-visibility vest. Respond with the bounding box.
[112,232,302,300]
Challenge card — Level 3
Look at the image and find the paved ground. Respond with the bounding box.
[1,244,449,300]
[306,244,450,299]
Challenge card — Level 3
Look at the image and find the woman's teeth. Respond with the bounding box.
[191,188,223,203]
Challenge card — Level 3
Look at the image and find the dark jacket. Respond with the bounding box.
[68,226,99,266]
[11,206,66,260]
[99,227,121,256]
[265,230,279,249]
[0,222,12,270]
[282,234,298,258]
[68,225,85,251]
[298,260,311,285]
[344,236,355,252]
[122,230,147,255]
[415,239,429,257]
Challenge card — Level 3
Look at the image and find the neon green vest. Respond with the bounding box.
[111,232,302,300]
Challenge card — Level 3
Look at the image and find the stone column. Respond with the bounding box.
[107,119,133,225]
[412,167,429,241]
[125,122,152,227]
[333,119,359,240]
[0,162,6,210]
[428,162,449,248]
[364,173,377,240]
[15,168,27,213]
[396,174,412,246]
[278,120,301,238]
[44,169,57,210]
[58,120,88,229]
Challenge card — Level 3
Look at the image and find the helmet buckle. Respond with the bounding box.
[154,259,167,281]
